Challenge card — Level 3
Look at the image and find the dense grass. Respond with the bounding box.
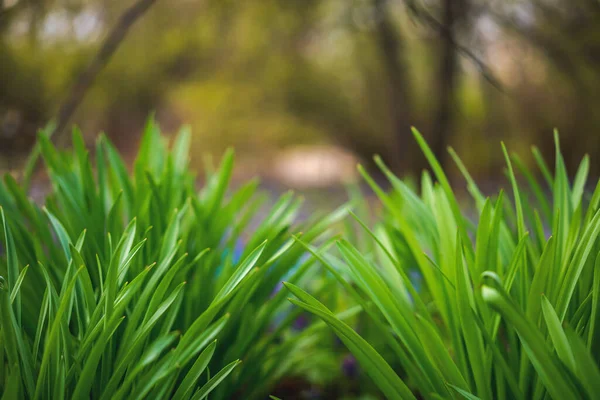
[2,121,600,399]
[0,118,349,399]
[289,129,600,399]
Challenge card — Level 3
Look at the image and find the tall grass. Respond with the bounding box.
[0,118,347,399]
[5,118,597,399]
[288,129,600,399]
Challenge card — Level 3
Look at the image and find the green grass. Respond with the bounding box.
[0,117,348,399]
[288,128,600,400]
[3,119,600,399]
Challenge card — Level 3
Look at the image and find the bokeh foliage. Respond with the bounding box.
[1,0,599,177]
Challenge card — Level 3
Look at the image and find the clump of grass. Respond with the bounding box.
[0,117,346,399]
[288,129,600,399]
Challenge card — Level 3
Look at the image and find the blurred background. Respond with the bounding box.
[1,0,599,190]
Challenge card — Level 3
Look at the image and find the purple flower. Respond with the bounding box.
[292,314,309,331]
[341,354,358,378]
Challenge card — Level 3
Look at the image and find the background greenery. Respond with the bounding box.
[2,0,599,181]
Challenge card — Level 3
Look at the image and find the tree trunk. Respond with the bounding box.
[373,0,413,171]
[431,0,464,167]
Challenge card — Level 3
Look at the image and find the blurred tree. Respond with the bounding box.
[430,0,466,167]
[484,0,600,174]
[53,0,159,144]
[1,0,599,178]
[372,0,413,169]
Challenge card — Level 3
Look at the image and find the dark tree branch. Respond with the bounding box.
[53,0,160,141]
[488,10,591,95]
[405,0,505,92]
